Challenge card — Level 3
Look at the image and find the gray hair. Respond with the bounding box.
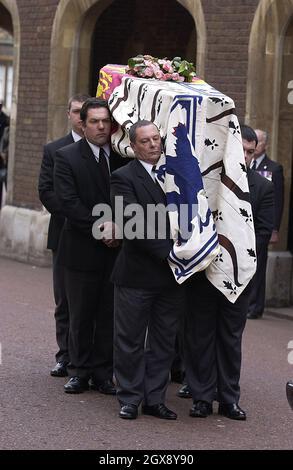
[129,120,159,143]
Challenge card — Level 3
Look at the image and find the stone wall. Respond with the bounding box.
[12,0,58,210]
[202,0,259,121]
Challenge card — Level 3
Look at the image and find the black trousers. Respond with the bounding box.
[247,240,269,316]
[52,250,69,363]
[65,266,114,382]
[114,284,185,406]
[185,273,249,404]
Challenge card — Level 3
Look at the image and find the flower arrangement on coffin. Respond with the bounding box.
[126,54,196,83]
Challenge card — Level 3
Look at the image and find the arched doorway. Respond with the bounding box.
[89,0,197,95]
[48,0,206,141]
[0,0,19,205]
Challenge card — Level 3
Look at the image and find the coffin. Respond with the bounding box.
[97,65,256,301]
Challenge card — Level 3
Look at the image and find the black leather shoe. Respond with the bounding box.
[286,381,293,410]
[189,400,213,418]
[50,361,69,377]
[142,403,177,420]
[119,404,138,419]
[89,379,116,395]
[247,312,262,319]
[218,403,246,420]
[177,384,192,398]
[64,376,89,394]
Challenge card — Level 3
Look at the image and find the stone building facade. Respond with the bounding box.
[0,0,292,304]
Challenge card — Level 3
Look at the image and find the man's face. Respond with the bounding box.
[242,138,256,168]
[82,106,112,146]
[68,100,84,135]
[131,124,162,164]
[254,130,267,158]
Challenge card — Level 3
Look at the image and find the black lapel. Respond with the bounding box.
[133,159,166,205]
[247,168,255,190]
[109,150,123,173]
[258,154,269,170]
[81,139,110,202]
[246,169,254,213]
[62,132,74,145]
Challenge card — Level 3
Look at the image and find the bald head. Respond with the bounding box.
[254,129,268,158]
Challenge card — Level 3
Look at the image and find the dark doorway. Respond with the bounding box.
[90,0,197,95]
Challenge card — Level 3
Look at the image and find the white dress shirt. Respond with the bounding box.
[250,153,265,170]
[71,130,82,142]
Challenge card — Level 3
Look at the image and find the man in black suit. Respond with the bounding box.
[110,120,185,420]
[184,125,274,420]
[0,101,9,207]
[54,98,128,394]
[38,94,90,377]
[247,129,284,319]
[286,380,293,410]
[0,101,9,143]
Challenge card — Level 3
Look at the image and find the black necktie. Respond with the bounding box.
[98,148,110,193]
[99,147,110,176]
[251,159,257,170]
[152,165,157,182]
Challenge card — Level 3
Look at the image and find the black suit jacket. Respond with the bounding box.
[256,154,284,231]
[0,110,9,142]
[110,159,176,288]
[54,138,128,271]
[38,133,74,250]
[247,168,274,251]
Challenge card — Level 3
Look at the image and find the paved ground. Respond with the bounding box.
[0,256,292,451]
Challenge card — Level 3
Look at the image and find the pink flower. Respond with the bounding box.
[171,72,180,81]
[170,73,185,82]
[154,70,164,79]
[127,54,195,83]
[144,67,154,77]
[162,61,173,73]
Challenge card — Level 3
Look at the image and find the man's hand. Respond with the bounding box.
[98,221,121,248]
[269,230,279,244]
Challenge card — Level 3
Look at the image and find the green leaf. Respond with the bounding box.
[128,55,144,68]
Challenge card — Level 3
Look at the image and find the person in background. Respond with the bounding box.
[54,98,128,394]
[0,124,9,208]
[0,101,9,208]
[247,129,284,319]
[0,101,9,143]
[38,93,90,377]
[286,381,293,410]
